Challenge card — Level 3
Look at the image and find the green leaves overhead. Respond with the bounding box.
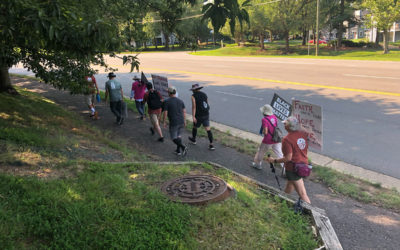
[202,0,250,36]
[0,0,140,93]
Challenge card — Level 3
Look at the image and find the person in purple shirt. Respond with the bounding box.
[251,104,284,171]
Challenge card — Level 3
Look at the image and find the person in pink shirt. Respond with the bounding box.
[130,76,147,120]
[251,104,284,171]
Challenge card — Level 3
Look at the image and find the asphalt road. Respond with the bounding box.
[10,52,400,179]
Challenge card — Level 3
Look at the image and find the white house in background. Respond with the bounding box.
[344,10,400,42]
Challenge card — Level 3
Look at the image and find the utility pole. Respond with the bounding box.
[316,0,320,56]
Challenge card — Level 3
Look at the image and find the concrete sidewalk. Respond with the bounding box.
[204,116,400,192]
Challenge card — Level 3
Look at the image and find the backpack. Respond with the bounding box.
[265,117,283,143]
[147,91,162,109]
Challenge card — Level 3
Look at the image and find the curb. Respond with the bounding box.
[185,114,400,192]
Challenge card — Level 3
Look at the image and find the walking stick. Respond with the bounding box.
[268,154,282,190]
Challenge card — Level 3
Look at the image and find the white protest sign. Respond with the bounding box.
[151,74,169,99]
[292,100,323,151]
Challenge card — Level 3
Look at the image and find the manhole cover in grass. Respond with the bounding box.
[161,175,232,205]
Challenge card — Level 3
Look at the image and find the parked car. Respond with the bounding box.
[308,39,327,44]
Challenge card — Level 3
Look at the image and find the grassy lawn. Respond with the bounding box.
[0,85,319,249]
[191,41,400,61]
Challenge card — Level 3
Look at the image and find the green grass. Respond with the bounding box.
[312,165,400,212]
[191,41,400,61]
[0,86,145,168]
[1,79,320,249]
[0,162,319,249]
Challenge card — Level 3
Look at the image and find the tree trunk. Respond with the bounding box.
[259,34,265,50]
[375,29,380,46]
[163,32,169,50]
[337,0,345,47]
[383,30,389,54]
[284,31,290,54]
[302,29,307,46]
[0,67,18,94]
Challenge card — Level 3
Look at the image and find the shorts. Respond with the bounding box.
[149,113,160,125]
[169,124,184,140]
[84,94,95,106]
[194,115,210,128]
[286,170,301,181]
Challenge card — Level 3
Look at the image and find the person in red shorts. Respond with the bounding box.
[267,116,311,204]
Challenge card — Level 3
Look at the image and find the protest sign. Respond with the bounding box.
[292,100,323,151]
[141,72,150,84]
[270,93,291,121]
[151,74,169,99]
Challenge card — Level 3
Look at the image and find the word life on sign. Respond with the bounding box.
[292,100,323,151]
[270,93,292,121]
[151,74,169,99]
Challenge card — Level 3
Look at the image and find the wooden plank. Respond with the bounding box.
[312,210,343,250]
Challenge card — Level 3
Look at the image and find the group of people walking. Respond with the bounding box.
[84,72,311,205]
[88,72,215,156]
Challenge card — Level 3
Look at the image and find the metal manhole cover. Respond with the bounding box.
[161,175,232,205]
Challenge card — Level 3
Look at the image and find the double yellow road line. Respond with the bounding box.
[112,65,400,97]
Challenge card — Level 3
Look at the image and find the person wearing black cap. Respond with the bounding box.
[162,86,188,156]
[104,72,124,125]
[188,83,215,150]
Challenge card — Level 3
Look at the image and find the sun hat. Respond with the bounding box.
[168,86,177,94]
[132,75,140,80]
[260,104,273,116]
[190,83,203,91]
[108,72,116,78]
[283,116,299,131]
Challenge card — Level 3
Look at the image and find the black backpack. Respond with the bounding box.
[147,91,162,109]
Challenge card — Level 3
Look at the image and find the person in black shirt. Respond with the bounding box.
[188,84,215,150]
[162,86,188,156]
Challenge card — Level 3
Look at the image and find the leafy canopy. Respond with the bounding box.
[0,0,141,93]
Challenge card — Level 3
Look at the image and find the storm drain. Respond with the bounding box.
[161,175,233,205]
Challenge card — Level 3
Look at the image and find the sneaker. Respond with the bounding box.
[188,137,197,145]
[140,116,144,120]
[209,144,215,151]
[118,117,124,125]
[294,198,304,214]
[174,149,182,156]
[150,127,155,135]
[251,162,262,170]
[181,146,188,156]
[157,137,164,142]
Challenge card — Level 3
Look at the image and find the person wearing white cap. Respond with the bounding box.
[251,104,283,170]
[267,116,311,204]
